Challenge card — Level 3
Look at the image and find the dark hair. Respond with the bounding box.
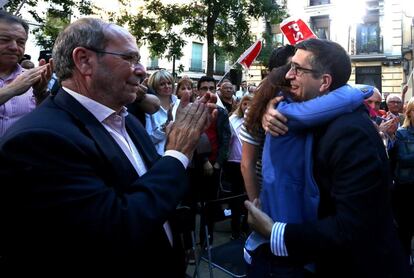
[244,64,291,135]
[295,38,351,91]
[268,45,295,70]
[0,10,29,34]
[197,76,216,90]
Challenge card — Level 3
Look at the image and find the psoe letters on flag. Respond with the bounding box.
[280,17,317,45]
[236,40,263,70]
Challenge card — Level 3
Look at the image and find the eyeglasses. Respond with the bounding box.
[388,100,402,104]
[289,63,320,76]
[199,86,216,92]
[85,47,141,68]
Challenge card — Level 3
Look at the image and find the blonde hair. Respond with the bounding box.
[148,69,174,94]
[231,94,252,118]
[402,97,414,128]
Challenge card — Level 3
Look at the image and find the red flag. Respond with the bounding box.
[280,17,317,45]
[236,40,262,70]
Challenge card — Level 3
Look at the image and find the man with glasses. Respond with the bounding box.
[194,76,230,245]
[386,93,405,126]
[246,38,411,277]
[0,18,216,277]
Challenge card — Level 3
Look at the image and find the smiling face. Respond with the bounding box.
[387,95,402,115]
[91,25,144,110]
[156,78,173,97]
[285,49,325,102]
[0,21,27,74]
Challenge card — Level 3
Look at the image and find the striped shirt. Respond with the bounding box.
[239,123,265,186]
[0,65,36,137]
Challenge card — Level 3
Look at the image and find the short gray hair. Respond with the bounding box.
[386,93,402,103]
[52,18,112,81]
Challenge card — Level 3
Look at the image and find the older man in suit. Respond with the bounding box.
[0,18,215,277]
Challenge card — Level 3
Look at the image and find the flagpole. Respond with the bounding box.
[216,62,238,86]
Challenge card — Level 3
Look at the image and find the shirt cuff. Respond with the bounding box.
[270,222,288,256]
[164,150,189,169]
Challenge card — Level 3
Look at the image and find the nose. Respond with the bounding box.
[6,39,18,50]
[133,63,146,81]
[285,67,295,80]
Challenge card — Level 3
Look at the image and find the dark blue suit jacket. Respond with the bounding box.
[0,89,188,277]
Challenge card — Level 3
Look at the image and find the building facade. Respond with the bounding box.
[266,0,414,101]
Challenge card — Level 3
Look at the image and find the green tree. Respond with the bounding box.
[3,0,94,50]
[115,0,287,77]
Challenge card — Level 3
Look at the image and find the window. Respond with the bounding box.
[355,66,382,93]
[356,0,381,54]
[190,42,203,72]
[309,0,330,6]
[148,56,158,69]
[215,54,225,75]
[356,23,380,53]
[310,16,330,40]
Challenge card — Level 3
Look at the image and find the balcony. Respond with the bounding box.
[189,67,204,73]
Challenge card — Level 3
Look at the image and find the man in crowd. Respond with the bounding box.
[0,18,216,277]
[0,11,52,136]
[219,80,237,113]
[366,87,386,118]
[235,80,248,101]
[248,38,411,277]
[194,76,231,245]
[387,93,405,126]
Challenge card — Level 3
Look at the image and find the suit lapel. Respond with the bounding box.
[53,89,139,187]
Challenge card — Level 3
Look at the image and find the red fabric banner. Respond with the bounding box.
[236,40,263,70]
[280,17,317,45]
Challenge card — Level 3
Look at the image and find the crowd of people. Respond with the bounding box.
[0,10,414,278]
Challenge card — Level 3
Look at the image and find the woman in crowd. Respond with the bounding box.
[390,97,414,261]
[224,94,252,239]
[145,69,176,155]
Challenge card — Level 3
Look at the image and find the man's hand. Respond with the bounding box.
[402,84,408,96]
[165,92,211,158]
[32,59,53,98]
[7,63,49,97]
[194,92,218,129]
[379,117,398,137]
[261,96,288,136]
[245,199,274,239]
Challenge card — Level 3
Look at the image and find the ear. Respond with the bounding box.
[319,74,332,92]
[72,47,94,76]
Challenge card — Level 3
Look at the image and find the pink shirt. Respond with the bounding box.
[0,64,36,137]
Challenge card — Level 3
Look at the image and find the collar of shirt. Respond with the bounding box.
[63,86,128,124]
